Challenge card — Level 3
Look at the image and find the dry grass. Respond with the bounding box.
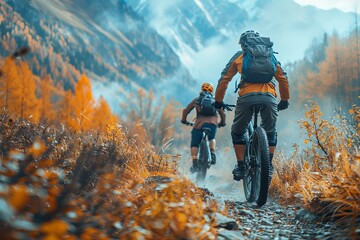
[270,102,360,238]
[0,114,218,239]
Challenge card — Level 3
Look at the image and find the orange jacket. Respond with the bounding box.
[215,51,290,102]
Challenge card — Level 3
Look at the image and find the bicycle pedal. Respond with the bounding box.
[233,174,242,181]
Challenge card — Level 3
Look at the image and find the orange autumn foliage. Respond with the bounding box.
[91,96,118,131]
[0,58,39,120]
[40,219,69,239]
[71,74,95,131]
[18,61,39,121]
[8,185,29,212]
[0,57,23,113]
[39,75,56,123]
[270,102,360,238]
[0,114,218,239]
[0,55,119,133]
[58,90,76,128]
[123,90,182,153]
[294,31,360,107]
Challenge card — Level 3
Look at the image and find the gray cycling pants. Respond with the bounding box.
[231,94,278,146]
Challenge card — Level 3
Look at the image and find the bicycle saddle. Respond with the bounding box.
[202,127,212,134]
[250,103,266,112]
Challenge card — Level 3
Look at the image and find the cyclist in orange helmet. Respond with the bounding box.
[181,82,226,172]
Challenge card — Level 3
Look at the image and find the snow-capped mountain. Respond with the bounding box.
[126,0,247,80]
[127,0,355,82]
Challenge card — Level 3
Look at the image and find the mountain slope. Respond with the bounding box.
[126,0,248,74]
[0,0,195,106]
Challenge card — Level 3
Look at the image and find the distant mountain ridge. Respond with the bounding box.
[0,0,195,106]
[0,0,356,108]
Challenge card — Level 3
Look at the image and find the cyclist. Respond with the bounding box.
[214,30,290,181]
[181,82,226,172]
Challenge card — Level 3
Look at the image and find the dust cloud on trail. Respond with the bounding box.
[199,164,247,205]
[179,150,246,206]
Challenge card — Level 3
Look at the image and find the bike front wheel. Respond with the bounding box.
[197,139,209,182]
[243,127,270,207]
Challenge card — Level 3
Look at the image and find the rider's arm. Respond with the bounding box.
[218,108,226,125]
[215,51,242,102]
[181,98,196,122]
[274,64,290,101]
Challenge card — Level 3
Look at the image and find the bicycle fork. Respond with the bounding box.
[199,132,211,168]
[246,108,260,173]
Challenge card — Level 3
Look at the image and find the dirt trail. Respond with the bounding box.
[190,165,349,240]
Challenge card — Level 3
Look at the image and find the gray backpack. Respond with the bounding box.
[196,92,217,116]
[241,36,277,83]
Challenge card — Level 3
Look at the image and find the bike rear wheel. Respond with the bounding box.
[243,127,271,206]
[197,139,209,182]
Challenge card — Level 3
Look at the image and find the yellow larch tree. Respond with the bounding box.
[39,75,56,123]
[72,74,95,131]
[18,61,39,121]
[315,35,358,106]
[58,90,75,129]
[91,96,118,132]
[0,57,21,114]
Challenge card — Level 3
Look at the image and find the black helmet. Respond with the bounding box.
[239,30,260,46]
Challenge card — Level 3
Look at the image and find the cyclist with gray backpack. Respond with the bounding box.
[181,82,226,173]
[213,30,290,181]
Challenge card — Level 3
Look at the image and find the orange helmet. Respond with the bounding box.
[201,82,214,93]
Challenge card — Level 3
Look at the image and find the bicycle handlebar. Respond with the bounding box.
[222,104,236,111]
[183,121,194,127]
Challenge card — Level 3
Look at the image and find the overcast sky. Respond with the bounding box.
[294,0,360,14]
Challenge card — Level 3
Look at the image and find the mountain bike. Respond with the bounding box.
[184,104,235,182]
[184,122,211,182]
[243,104,271,207]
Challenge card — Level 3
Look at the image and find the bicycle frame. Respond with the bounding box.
[249,104,262,131]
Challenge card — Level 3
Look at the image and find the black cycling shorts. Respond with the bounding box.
[190,123,217,148]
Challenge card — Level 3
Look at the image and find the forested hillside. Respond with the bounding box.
[287,29,360,109]
[0,0,194,104]
[0,52,118,130]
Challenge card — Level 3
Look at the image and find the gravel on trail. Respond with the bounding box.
[197,171,353,240]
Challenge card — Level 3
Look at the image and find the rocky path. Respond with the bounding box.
[219,199,348,240]
[197,172,350,240]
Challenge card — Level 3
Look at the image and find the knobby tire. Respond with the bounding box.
[244,137,256,202]
[244,127,271,207]
[197,139,209,182]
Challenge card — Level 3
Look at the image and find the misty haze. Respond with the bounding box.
[0,0,359,239]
